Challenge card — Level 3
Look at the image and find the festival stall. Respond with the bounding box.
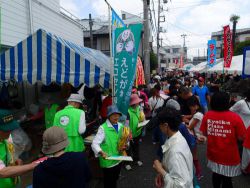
[190,58,224,73]
[0,29,112,165]
[0,29,111,88]
[182,63,195,71]
[189,61,208,72]
[207,55,243,74]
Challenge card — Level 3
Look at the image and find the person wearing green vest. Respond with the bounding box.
[125,94,143,170]
[39,95,60,129]
[53,94,86,152]
[0,109,37,188]
[44,103,60,129]
[92,105,125,188]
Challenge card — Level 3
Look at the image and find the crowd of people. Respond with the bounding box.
[0,70,250,188]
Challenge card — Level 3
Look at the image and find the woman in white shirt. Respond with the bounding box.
[148,85,165,144]
[230,88,250,129]
[186,96,204,180]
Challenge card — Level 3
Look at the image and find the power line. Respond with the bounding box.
[167,22,210,38]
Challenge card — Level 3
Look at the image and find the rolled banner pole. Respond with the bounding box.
[105,0,115,104]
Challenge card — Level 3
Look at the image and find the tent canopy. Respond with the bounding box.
[190,58,224,72]
[189,61,207,72]
[207,55,243,74]
[183,63,194,71]
[0,29,111,88]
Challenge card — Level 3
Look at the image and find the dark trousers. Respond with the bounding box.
[212,173,233,188]
[102,164,121,188]
[128,135,141,162]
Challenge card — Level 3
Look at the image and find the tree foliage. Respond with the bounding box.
[150,51,158,72]
[234,40,250,55]
[230,14,240,23]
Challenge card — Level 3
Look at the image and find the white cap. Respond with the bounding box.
[67,94,83,104]
[154,75,161,80]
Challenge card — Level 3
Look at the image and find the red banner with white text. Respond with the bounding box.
[179,55,184,68]
[223,25,233,68]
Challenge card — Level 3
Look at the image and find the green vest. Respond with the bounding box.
[0,140,16,188]
[128,106,142,138]
[53,105,85,152]
[45,104,59,129]
[99,121,123,168]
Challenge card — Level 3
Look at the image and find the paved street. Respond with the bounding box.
[94,129,250,188]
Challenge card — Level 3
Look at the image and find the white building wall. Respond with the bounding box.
[0,0,84,47]
[1,0,30,46]
[31,0,83,46]
[238,33,250,42]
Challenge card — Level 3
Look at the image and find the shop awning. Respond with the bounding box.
[0,29,110,88]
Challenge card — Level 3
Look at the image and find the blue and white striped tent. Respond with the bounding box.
[0,29,111,88]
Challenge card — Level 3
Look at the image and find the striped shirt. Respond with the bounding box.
[207,160,241,177]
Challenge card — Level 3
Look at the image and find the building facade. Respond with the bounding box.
[82,10,153,57]
[211,28,250,58]
[155,45,183,69]
[81,19,110,56]
[0,0,85,53]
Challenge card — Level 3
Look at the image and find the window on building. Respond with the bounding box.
[100,38,110,51]
[172,48,179,54]
[165,49,170,53]
[122,14,126,20]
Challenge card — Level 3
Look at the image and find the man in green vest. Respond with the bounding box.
[40,96,60,129]
[43,96,60,129]
[45,103,59,129]
[91,105,125,188]
[0,109,37,188]
[53,93,86,152]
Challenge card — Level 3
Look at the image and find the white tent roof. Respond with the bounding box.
[190,61,207,72]
[207,55,243,74]
[183,63,195,71]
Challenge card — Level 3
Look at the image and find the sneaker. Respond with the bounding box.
[137,161,143,166]
[125,165,132,171]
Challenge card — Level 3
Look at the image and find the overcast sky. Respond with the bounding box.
[60,0,250,59]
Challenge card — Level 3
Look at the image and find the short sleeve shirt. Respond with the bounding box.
[200,110,246,165]
[189,112,203,134]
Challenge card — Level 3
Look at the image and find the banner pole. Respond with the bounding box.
[105,0,114,104]
[0,6,2,53]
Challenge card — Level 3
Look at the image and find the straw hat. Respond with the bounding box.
[130,94,143,106]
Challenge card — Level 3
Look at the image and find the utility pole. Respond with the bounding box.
[157,0,161,73]
[160,38,163,47]
[143,0,150,84]
[156,0,167,73]
[181,34,187,47]
[89,13,93,48]
[181,34,187,64]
